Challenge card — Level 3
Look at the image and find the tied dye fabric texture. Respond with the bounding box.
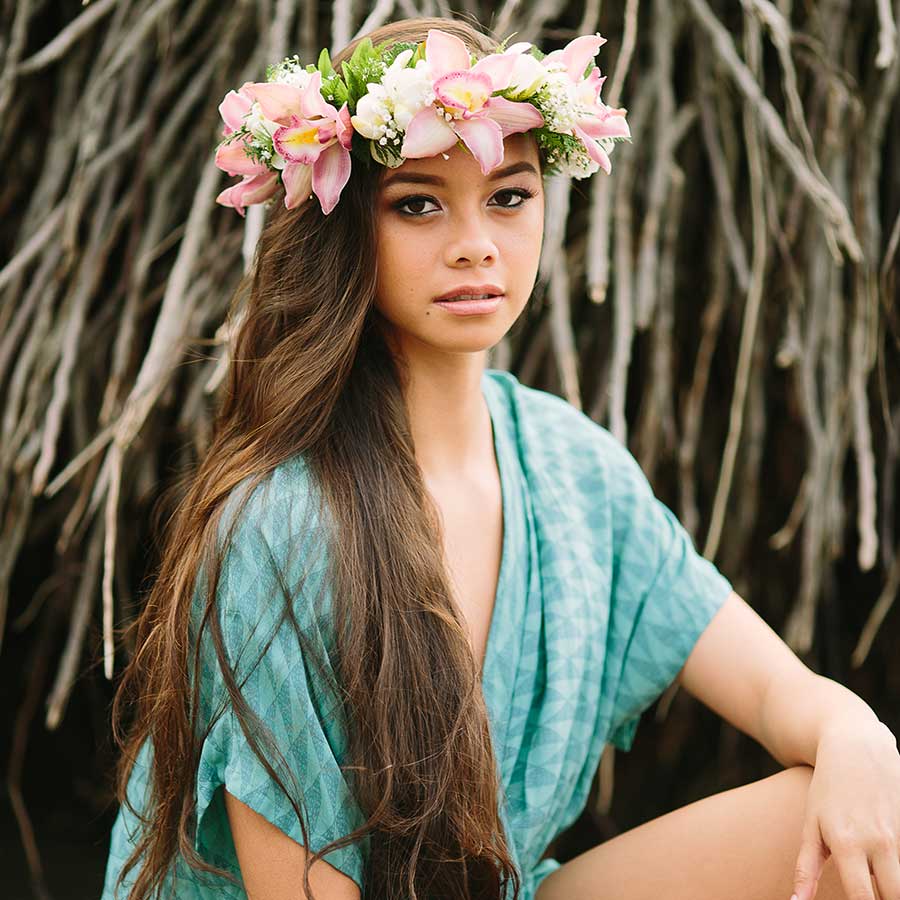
[101,367,733,899]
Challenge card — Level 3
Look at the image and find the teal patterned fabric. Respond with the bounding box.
[101,367,733,899]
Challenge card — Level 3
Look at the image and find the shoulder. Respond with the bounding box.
[483,368,644,484]
[202,455,330,621]
[484,367,588,427]
[194,454,333,663]
[216,453,324,559]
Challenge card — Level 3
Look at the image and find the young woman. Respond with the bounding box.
[101,15,900,900]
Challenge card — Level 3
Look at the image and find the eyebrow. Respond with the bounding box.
[380,160,540,190]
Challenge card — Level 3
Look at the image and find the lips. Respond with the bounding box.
[434,283,504,302]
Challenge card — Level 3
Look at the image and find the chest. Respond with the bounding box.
[427,475,504,677]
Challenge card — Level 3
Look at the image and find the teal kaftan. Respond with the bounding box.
[101,367,733,899]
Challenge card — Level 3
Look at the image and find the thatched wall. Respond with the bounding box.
[1,0,897,895]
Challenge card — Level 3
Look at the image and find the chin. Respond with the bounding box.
[410,318,511,352]
[380,303,523,355]
[428,331,507,354]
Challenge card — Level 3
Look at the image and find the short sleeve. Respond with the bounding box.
[602,440,733,753]
[189,465,368,892]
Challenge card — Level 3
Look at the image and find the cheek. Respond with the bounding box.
[507,205,544,260]
[374,227,400,297]
[374,226,428,315]
[376,223,433,286]
[378,221,419,273]
[532,206,545,255]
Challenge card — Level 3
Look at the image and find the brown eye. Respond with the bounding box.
[490,188,535,208]
[392,195,439,217]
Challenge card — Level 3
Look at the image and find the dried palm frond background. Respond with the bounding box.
[1,0,898,896]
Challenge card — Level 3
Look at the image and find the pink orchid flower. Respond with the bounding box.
[215,71,353,216]
[214,83,281,216]
[542,33,631,175]
[215,170,281,217]
[401,29,544,175]
[218,83,254,135]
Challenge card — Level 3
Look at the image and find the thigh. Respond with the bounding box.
[533,765,872,900]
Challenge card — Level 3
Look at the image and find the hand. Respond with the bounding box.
[791,719,900,900]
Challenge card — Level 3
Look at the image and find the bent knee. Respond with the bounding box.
[764,765,815,826]
[778,763,815,805]
[534,764,820,900]
[784,763,814,781]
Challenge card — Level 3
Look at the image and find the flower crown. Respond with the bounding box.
[214,28,631,217]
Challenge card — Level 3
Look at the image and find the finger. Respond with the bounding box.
[792,833,828,900]
[871,846,900,900]
[829,845,877,900]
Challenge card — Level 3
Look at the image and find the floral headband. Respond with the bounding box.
[214,28,631,217]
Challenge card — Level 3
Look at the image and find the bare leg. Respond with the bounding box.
[534,765,879,900]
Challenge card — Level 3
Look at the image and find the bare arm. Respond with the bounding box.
[224,788,361,900]
[676,590,882,767]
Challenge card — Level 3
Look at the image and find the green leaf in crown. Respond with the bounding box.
[341,37,389,115]
[380,40,420,68]
[369,139,404,169]
[317,47,334,77]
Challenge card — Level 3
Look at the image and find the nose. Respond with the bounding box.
[443,214,499,268]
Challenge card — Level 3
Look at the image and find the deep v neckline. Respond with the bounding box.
[477,369,532,808]
[479,372,512,689]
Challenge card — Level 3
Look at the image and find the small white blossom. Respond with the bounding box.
[351,89,391,139]
[504,51,548,99]
[384,55,434,129]
[351,52,434,141]
[268,58,314,92]
[534,69,582,135]
[244,102,282,142]
[551,139,602,179]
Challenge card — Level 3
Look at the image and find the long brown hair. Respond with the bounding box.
[109,15,546,900]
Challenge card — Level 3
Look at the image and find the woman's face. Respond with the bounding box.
[373,133,544,359]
